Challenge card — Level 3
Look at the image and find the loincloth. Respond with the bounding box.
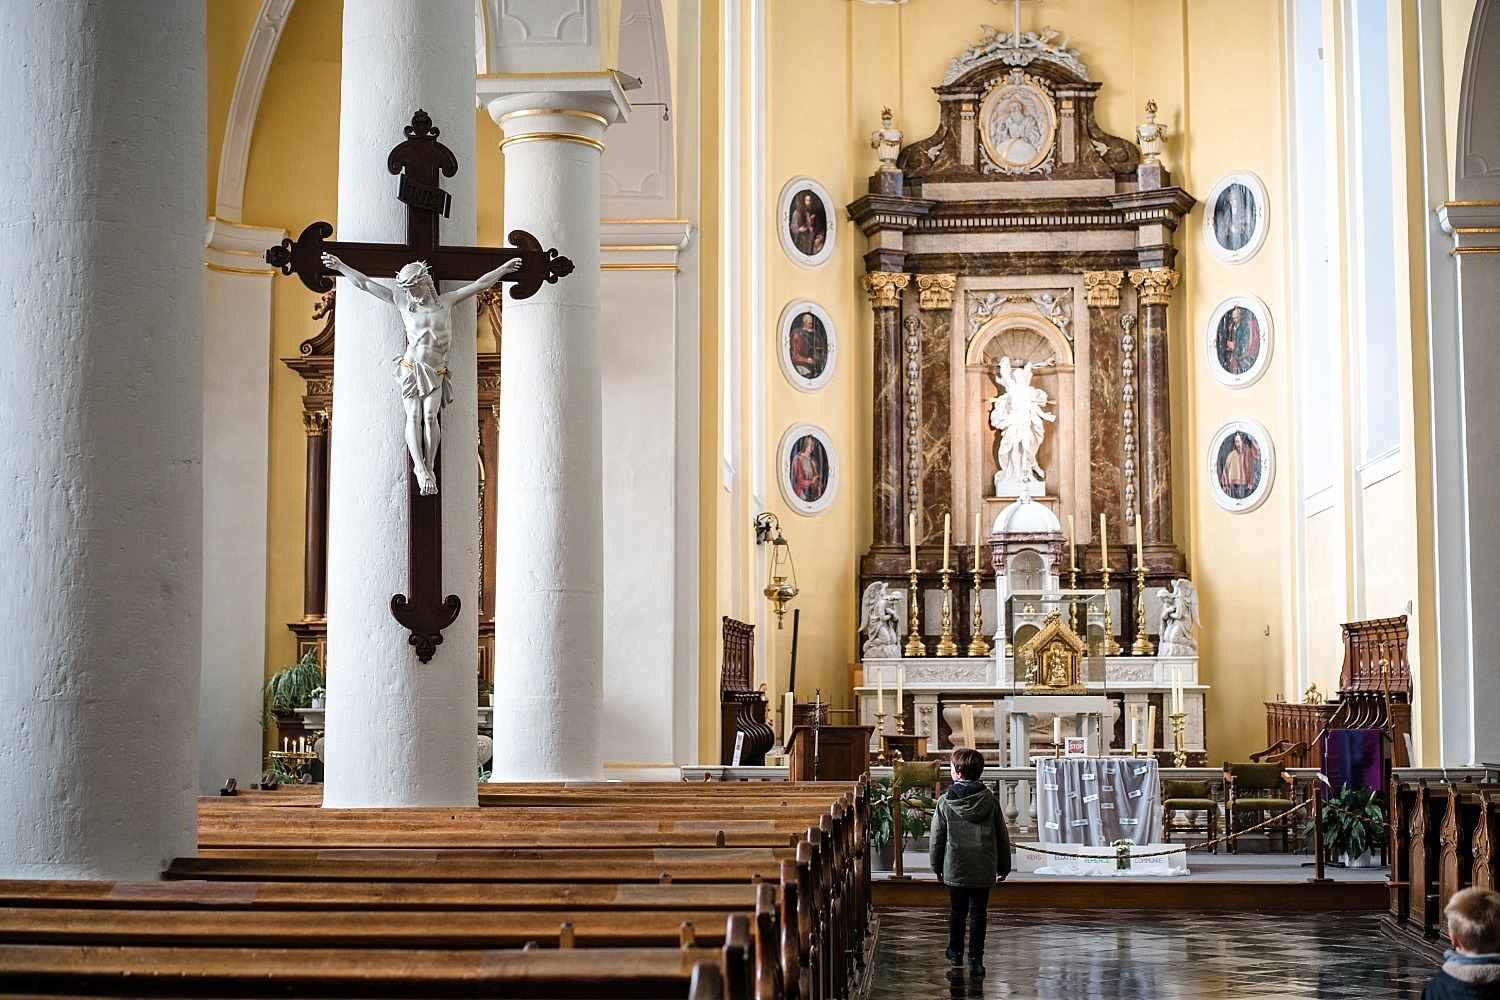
[392,356,453,407]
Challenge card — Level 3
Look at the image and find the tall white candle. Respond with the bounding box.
[973,512,982,572]
[942,513,951,572]
[1053,715,1061,743]
[896,666,903,712]
[908,510,917,573]
[876,667,884,718]
[1172,665,1182,714]
[784,691,795,746]
[1068,514,1077,571]
[1130,715,1138,749]
[1099,513,1109,567]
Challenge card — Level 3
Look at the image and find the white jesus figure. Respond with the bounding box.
[988,356,1055,494]
[322,253,520,495]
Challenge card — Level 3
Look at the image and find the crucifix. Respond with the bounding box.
[1000,0,1044,47]
[266,109,574,663]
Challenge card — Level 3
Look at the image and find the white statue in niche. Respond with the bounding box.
[1157,578,1200,657]
[988,356,1055,495]
[858,581,905,660]
[322,253,520,495]
[989,98,1044,167]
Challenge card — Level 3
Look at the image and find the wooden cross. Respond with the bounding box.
[266,109,574,663]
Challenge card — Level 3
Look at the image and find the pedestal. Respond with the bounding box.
[1004,695,1113,767]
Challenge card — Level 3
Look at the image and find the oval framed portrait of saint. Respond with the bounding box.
[1207,419,1276,513]
[778,423,837,515]
[1202,172,1268,265]
[1205,293,1273,388]
[777,176,836,269]
[777,300,837,393]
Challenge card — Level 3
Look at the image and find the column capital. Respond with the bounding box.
[477,72,631,146]
[862,271,911,309]
[916,273,956,311]
[1128,267,1180,306]
[302,408,330,437]
[1083,270,1123,308]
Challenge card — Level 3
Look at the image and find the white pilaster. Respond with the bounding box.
[0,1,206,878]
[201,219,283,794]
[479,74,629,780]
[322,0,479,808]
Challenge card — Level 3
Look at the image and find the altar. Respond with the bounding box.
[1034,755,1162,845]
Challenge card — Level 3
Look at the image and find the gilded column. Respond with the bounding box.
[863,271,911,546]
[301,406,331,621]
[1083,271,1124,543]
[1127,267,1179,548]
[915,274,956,542]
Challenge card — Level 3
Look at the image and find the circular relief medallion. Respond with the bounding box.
[1207,419,1276,513]
[978,73,1057,174]
[778,423,837,515]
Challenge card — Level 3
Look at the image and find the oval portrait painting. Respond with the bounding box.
[777,176,836,269]
[1202,172,1268,264]
[778,423,837,515]
[1206,294,1272,387]
[1208,419,1275,513]
[777,300,837,392]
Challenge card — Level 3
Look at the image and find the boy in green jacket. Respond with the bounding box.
[929,746,1012,976]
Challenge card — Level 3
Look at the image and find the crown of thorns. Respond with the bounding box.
[395,261,434,287]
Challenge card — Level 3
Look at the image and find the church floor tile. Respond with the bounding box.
[869,907,1435,999]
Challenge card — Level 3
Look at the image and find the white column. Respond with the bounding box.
[479,77,630,780]
[322,0,478,808]
[200,220,283,794]
[0,2,205,879]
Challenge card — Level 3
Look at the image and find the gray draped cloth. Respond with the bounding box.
[1035,757,1163,845]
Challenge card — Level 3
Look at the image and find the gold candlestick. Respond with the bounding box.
[1131,561,1155,656]
[1100,565,1123,656]
[1051,740,1064,759]
[936,570,959,656]
[1068,563,1080,633]
[1171,711,1187,768]
[966,567,990,657]
[874,711,888,764]
[904,570,926,657]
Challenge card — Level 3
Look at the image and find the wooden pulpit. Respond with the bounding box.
[787,725,874,782]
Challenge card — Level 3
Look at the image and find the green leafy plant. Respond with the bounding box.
[265,649,325,712]
[478,677,494,704]
[478,765,492,783]
[869,777,937,852]
[1302,783,1387,861]
[258,757,299,789]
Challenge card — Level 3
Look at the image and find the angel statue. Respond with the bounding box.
[988,356,1056,494]
[1157,578,1200,657]
[858,581,905,660]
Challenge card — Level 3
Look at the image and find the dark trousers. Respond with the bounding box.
[946,886,991,960]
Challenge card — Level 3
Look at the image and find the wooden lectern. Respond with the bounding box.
[787,725,874,782]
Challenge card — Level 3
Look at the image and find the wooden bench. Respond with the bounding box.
[1387,779,1500,951]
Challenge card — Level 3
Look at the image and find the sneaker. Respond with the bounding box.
[967,960,986,976]
[944,947,962,967]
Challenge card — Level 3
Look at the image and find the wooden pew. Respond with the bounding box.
[1386,778,1500,952]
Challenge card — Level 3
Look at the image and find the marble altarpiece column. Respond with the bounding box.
[862,271,912,551]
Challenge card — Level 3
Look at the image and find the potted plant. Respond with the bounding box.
[869,777,936,871]
[265,648,325,714]
[1303,783,1387,867]
[478,677,494,707]
[308,686,326,710]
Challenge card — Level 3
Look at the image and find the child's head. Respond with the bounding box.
[949,747,985,781]
[1446,887,1500,955]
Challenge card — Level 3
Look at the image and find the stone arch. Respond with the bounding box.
[1457,0,1500,199]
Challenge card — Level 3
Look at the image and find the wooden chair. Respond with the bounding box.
[1251,740,1309,768]
[1160,778,1218,854]
[1222,762,1298,853]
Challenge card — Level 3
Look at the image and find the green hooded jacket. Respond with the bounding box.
[928,780,1012,888]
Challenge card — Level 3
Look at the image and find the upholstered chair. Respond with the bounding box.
[1222,762,1298,853]
[1161,778,1219,853]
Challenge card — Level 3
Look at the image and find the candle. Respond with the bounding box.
[961,704,976,749]
[973,512,982,572]
[1099,513,1109,568]
[784,691,795,746]
[1173,665,1182,714]
[876,667,884,718]
[1134,514,1144,565]
[908,511,917,573]
[1147,706,1157,754]
[896,666,904,712]
[1130,715,1139,749]
[1068,514,1077,571]
[1053,715,1062,744]
[942,513,951,572]
[282,737,288,752]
